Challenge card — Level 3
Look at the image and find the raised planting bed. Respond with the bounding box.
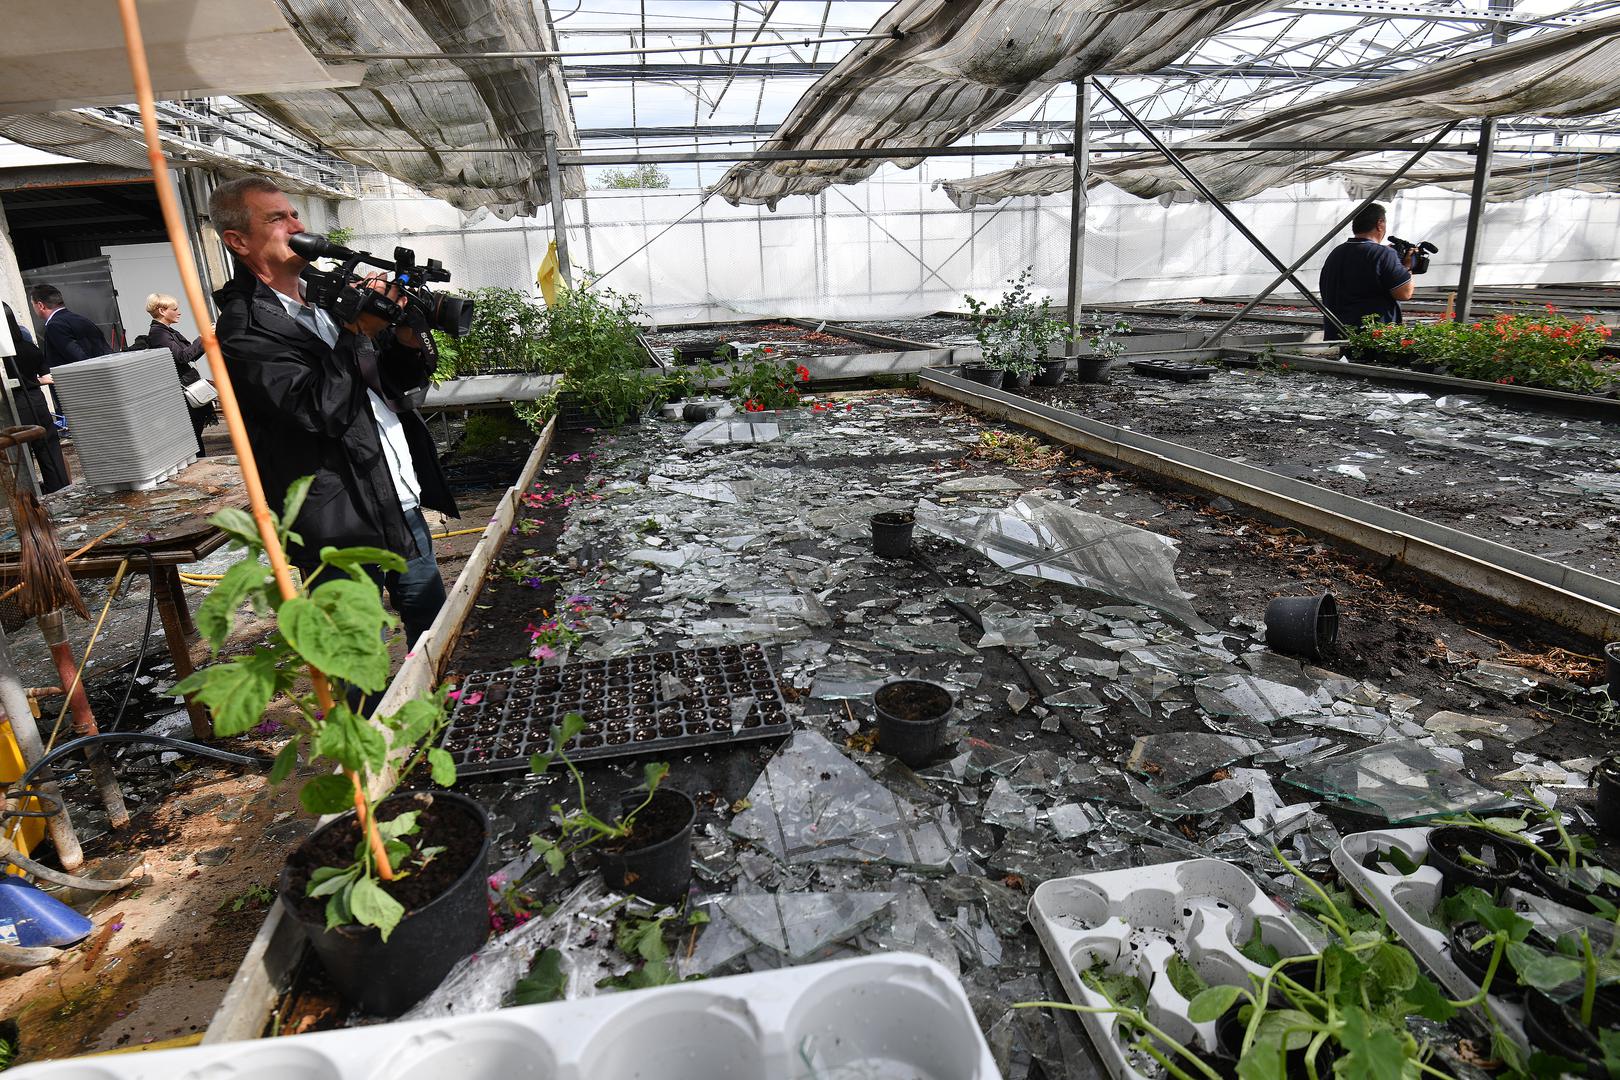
[644,320,868,360]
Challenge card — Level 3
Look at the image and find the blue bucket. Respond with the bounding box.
[0,875,92,948]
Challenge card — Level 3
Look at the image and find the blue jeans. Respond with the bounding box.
[384,508,448,648]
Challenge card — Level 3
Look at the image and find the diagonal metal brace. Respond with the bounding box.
[1195,120,1462,348]
[1092,79,1345,336]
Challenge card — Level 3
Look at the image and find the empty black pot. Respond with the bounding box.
[960,364,1005,389]
[1596,757,1620,839]
[279,791,491,1017]
[1034,358,1068,386]
[1606,641,1619,693]
[1523,990,1620,1077]
[874,679,953,768]
[1426,825,1524,900]
[1073,356,1112,384]
[682,401,720,422]
[1264,592,1338,659]
[597,786,697,906]
[871,510,916,560]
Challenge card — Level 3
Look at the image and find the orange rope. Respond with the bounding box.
[114,0,391,880]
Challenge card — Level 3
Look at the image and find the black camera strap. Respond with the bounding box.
[353,335,400,415]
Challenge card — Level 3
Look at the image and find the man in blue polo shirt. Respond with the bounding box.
[1318,203,1416,339]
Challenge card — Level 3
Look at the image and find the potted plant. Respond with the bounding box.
[962,268,1067,393]
[537,282,663,429]
[722,345,810,415]
[172,480,488,1016]
[1074,317,1132,384]
[1438,801,1620,914]
[529,713,696,905]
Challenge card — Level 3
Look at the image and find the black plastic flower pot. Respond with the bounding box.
[1523,991,1620,1077]
[959,364,1005,389]
[1595,757,1620,839]
[682,401,721,423]
[1606,641,1620,692]
[1010,371,1034,391]
[1446,921,1520,999]
[1217,1011,1337,1080]
[1034,358,1068,386]
[1263,592,1338,660]
[1519,856,1620,915]
[596,786,697,906]
[278,790,491,1017]
[871,510,916,560]
[1426,825,1524,900]
[874,679,953,768]
[1074,357,1112,384]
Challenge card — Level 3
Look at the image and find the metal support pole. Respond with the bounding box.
[1195,121,1460,347]
[1453,118,1496,323]
[536,60,574,285]
[1065,81,1089,355]
[1091,81,1346,336]
[0,625,81,870]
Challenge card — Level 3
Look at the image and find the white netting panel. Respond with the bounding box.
[336,169,1620,324]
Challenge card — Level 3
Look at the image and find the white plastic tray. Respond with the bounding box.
[1028,858,1317,1080]
[1332,826,1527,1045]
[10,953,998,1080]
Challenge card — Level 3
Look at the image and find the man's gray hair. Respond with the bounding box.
[208,176,283,237]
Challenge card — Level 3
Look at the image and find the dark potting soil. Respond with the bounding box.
[283,795,483,925]
[598,792,689,854]
[876,681,951,721]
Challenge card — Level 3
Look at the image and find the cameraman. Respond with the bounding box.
[1318,202,1415,339]
[207,177,457,648]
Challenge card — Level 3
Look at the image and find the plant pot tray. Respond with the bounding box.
[8,954,1001,1080]
[441,642,793,777]
[1332,827,1528,1047]
[1128,360,1217,382]
[1028,858,1319,1080]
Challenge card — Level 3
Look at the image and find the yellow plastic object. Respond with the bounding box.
[0,718,46,873]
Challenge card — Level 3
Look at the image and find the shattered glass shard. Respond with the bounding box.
[982,779,1038,832]
[914,495,1210,630]
[1282,739,1518,822]
[810,661,889,700]
[951,904,1004,968]
[1045,802,1098,839]
[1125,733,1262,789]
[1124,776,1253,818]
[870,623,979,657]
[729,731,958,868]
[1194,674,1323,723]
[715,891,896,960]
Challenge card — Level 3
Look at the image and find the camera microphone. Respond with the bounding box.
[288,232,357,262]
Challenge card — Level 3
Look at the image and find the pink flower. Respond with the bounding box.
[534,644,556,661]
[447,689,482,705]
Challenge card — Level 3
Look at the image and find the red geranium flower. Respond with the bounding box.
[795,365,810,381]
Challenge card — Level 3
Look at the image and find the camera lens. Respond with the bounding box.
[434,294,475,338]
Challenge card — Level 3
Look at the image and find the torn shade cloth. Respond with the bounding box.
[915,495,1209,631]
[1281,739,1518,823]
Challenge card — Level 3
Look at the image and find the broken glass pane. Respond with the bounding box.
[981,779,1038,832]
[870,623,979,657]
[810,661,888,699]
[952,904,1004,968]
[715,891,896,960]
[1045,803,1099,839]
[1283,739,1518,822]
[1125,776,1254,818]
[1126,733,1262,788]
[1194,674,1323,723]
[729,731,958,868]
[683,419,781,445]
[914,495,1210,630]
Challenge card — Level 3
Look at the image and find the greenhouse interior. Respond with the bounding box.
[0,0,1619,1075]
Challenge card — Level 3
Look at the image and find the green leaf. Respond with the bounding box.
[1238,919,1282,967]
[175,650,290,737]
[1081,967,1148,1012]
[306,865,358,898]
[1336,1006,1407,1080]
[616,916,672,964]
[1506,941,1583,991]
[269,739,300,784]
[313,704,388,775]
[556,712,587,745]
[641,761,670,795]
[376,810,420,843]
[513,948,568,1005]
[1165,954,1209,1001]
[279,578,393,691]
[387,697,442,750]
[1457,887,1532,942]
[542,846,565,874]
[1402,973,1457,1023]
[530,752,555,775]
[428,747,457,787]
[319,545,408,581]
[299,774,356,815]
[209,506,262,549]
[687,909,710,927]
[196,558,272,652]
[324,883,353,930]
[349,875,405,941]
[280,476,314,536]
[1188,985,1243,1023]
[1367,942,1419,994]
[1598,1028,1620,1079]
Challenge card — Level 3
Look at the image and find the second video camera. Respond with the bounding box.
[290,232,475,339]
[1388,236,1438,276]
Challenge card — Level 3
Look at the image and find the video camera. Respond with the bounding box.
[289,232,475,340]
[1388,236,1438,276]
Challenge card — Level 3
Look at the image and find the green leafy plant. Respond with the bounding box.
[1343,310,1616,393]
[1079,317,1133,362]
[431,286,549,378]
[171,478,459,941]
[512,947,568,1004]
[721,345,808,411]
[963,268,1070,375]
[527,713,669,875]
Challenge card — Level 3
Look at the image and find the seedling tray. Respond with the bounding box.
[1333,827,1528,1045]
[442,643,793,776]
[8,954,1002,1080]
[1129,360,1217,382]
[1028,858,1318,1080]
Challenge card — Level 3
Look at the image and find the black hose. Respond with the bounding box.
[906,546,1050,701]
[106,548,158,733]
[5,733,274,821]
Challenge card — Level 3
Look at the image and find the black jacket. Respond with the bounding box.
[146,320,205,380]
[40,308,112,367]
[212,262,457,565]
[3,303,55,428]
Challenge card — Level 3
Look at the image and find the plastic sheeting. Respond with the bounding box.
[709,0,1281,209]
[241,0,584,218]
[942,12,1620,208]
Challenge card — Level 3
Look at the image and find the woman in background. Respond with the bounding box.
[2,302,70,493]
[144,293,216,456]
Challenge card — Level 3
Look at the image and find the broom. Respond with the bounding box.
[0,427,87,621]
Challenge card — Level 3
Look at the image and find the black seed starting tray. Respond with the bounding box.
[1129,359,1217,382]
[441,643,793,776]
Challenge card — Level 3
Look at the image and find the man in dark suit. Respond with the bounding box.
[28,284,113,367]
